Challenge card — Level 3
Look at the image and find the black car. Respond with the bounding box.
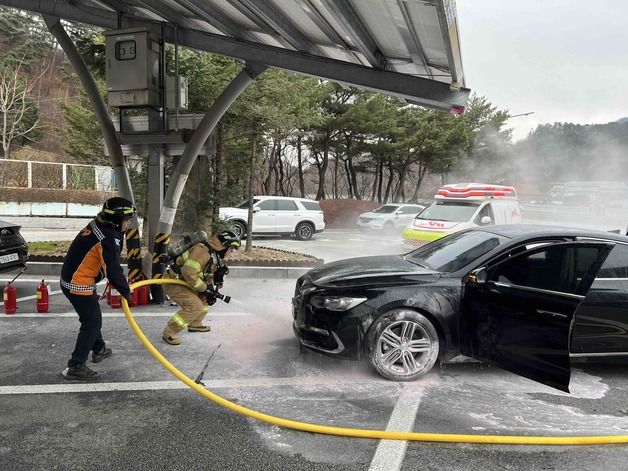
[292,225,628,392]
[0,219,28,273]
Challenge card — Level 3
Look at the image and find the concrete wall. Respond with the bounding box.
[0,201,101,217]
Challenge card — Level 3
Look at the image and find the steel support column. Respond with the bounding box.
[44,15,143,282]
[150,62,267,286]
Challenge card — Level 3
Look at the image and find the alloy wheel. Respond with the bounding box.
[375,319,437,378]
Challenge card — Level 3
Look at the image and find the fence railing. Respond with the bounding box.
[0,158,115,191]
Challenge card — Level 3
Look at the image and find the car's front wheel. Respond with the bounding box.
[231,220,247,239]
[295,222,314,241]
[367,309,440,381]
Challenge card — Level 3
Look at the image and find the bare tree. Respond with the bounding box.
[0,57,44,159]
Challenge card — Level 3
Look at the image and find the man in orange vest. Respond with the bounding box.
[60,197,136,381]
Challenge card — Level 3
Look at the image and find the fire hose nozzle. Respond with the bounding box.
[214,291,231,304]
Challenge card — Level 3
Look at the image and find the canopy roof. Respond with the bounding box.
[3,0,470,111]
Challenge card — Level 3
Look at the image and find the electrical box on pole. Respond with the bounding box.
[104,28,161,108]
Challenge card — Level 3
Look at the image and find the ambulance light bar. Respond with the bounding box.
[435,184,517,200]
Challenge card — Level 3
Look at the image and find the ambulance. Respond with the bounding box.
[402,183,522,247]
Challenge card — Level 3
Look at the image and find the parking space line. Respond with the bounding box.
[0,289,63,306]
[368,384,425,471]
[0,376,384,395]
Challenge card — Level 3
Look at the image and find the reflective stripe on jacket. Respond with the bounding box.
[178,243,212,292]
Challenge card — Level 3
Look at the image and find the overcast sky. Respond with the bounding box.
[456,0,628,141]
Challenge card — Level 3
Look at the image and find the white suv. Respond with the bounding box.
[219,196,325,240]
[357,204,425,232]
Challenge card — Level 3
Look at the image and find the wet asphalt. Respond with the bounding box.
[2,229,628,469]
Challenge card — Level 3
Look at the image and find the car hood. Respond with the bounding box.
[0,219,20,230]
[305,255,440,288]
[359,212,385,218]
[219,207,246,215]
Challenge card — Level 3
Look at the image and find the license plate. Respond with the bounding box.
[0,253,18,264]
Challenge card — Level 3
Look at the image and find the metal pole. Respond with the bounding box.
[174,24,179,132]
[151,62,267,280]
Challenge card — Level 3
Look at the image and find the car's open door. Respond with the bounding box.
[461,241,614,392]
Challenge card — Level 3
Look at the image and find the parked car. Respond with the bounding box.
[219,196,325,240]
[292,224,628,392]
[0,219,28,273]
[357,204,425,232]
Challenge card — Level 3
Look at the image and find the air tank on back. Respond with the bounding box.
[167,230,208,259]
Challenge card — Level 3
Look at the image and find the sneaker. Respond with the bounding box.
[188,325,211,333]
[162,335,181,345]
[62,366,100,381]
[92,347,112,363]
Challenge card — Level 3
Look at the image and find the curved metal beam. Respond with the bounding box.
[151,62,267,271]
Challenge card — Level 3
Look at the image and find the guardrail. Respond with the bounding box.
[0,158,114,191]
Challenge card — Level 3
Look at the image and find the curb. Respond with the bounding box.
[24,262,314,279]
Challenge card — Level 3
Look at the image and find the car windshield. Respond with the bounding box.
[373,205,398,214]
[416,201,480,222]
[236,198,260,209]
[405,230,507,273]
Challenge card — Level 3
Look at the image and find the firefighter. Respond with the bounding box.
[61,197,136,381]
[162,230,241,345]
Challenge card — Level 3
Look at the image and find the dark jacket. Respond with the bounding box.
[60,217,130,297]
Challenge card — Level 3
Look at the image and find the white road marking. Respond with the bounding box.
[0,311,252,318]
[368,384,425,471]
[0,376,385,395]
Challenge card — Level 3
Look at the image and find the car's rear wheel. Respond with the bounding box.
[367,309,440,381]
[295,222,314,241]
[231,221,247,239]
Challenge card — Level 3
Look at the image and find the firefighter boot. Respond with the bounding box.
[188,325,211,332]
[162,334,181,345]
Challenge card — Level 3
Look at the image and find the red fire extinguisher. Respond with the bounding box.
[3,282,17,315]
[129,279,139,307]
[3,268,25,315]
[137,284,149,305]
[36,279,49,313]
[110,286,122,309]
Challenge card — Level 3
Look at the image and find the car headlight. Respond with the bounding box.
[310,296,367,311]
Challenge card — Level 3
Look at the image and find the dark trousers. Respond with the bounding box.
[62,288,105,368]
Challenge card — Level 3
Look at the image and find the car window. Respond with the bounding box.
[276,200,298,211]
[405,230,507,272]
[236,198,259,209]
[398,206,422,215]
[373,205,398,214]
[256,199,276,210]
[474,204,494,225]
[597,244,628,278]
[488,245,605,294]
[301,201,321,211]
[416,201,480,222]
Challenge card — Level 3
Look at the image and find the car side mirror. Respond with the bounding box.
[468,267,487,286]
[480,216,492,225]
[253,207,261,213]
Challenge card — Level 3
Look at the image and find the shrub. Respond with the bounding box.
[318,199,381,228]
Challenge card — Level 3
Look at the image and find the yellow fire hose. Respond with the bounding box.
[123,278,628,445]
